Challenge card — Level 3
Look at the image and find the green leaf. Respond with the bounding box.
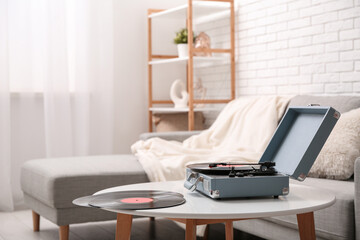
[173,28,195,44]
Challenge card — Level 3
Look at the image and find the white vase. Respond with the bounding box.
[177,44,188,58]
[170,79,188,108]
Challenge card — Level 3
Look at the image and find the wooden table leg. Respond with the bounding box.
[116,213,133,240]
[203,224,209,240]
[225,220,234,240]
[297,212,316,240]
[185,219,197,240]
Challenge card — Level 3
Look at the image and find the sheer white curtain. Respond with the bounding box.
[0,0,115,210]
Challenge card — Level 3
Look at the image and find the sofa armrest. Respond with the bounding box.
[139,131,202,142]
[355,157,360,240]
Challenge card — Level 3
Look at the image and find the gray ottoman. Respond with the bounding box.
[21,155,149,240]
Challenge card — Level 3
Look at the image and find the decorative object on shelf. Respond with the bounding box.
[194,77,207,108]
[173,28,196,58]
[194,32,211,57]
[170,79,188,108]
[153,112,205,132]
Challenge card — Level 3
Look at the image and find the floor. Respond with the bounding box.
[0,210,265,240]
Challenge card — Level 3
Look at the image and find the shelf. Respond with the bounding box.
[150,107,222,113]
[147,0,235,131]
[149,56,229,67]
[149,2,230,24]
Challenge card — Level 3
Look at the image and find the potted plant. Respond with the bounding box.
[173,28,195,58]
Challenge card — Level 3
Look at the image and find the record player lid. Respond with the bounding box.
[259,106,340,181]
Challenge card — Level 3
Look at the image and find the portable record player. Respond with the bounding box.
[184,106,340,199]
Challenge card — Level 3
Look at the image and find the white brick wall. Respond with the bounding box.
[196,0,360,103]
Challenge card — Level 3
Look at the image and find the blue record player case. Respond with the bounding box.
[184,106,340,199]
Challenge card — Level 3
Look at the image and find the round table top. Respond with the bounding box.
[96,181,335,219]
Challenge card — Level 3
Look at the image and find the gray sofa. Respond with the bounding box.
[232,95,360,240]
[21,95,360,240]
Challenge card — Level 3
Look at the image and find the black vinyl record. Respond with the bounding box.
[187,162,257,174]
[187,162,276,175]
[73,190,185,210]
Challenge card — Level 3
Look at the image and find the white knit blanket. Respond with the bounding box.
[131,96,290,182]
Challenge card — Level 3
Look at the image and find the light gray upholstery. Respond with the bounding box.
[289,95,360,113]
[355,157,360,240]
[21,155,148,209]
[24,193,117,226]
[273,178,354,240]
[139,131,201,142]
[234,218,329,240]
[235,178,355,240]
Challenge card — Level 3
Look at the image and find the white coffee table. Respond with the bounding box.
[95,181,335,240]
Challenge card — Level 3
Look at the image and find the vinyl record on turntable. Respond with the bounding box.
[186,162,277,175]
[187,162,256,174]
[74,190,185,210]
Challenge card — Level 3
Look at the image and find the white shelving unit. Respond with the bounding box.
[147,0,235,131]
[149,56,229,67]
[148,2,230,21]
[149,107,222,113]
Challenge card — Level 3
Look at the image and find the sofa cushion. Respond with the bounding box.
[308,107,360,180]
[21,155,149,209]
[265,178,354,240]
[290,95,360,180]
[289,95,360,113]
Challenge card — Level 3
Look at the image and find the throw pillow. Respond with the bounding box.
[308,107,360,180]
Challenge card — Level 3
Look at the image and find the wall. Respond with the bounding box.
[237,0,360,96]
[113,0,186,153]
[197,0,360,99]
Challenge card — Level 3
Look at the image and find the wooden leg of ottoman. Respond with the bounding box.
[59,225,69,240]
[32,211,40,232]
